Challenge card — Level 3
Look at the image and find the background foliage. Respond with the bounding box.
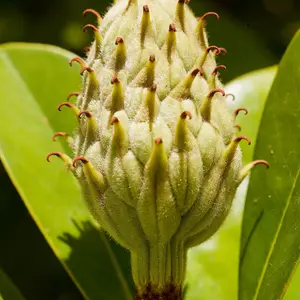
[1,0,299,81]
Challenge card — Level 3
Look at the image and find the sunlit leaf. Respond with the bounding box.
[240,30,300,300]
[0,43,133,300]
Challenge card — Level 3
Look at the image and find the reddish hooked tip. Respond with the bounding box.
[218,47,227,55]
[200,12,220,22]
[73,156,89,168]
[110,116,120,125]
[252,160,270,169]
[150,84,157,92]
[181,111,193,119]
[111,76,120,84]
[67,92,80,101]
[212,65,227,76]
[83,24,98,33]
[155,137,163,144]
[69,57,85,67]
[199,68,204,76]
[46,152,63,162]
[234,108,248,117]
[178,0,190,4]
[143,5,150,12]
[191,68,200,77]
[115,36,124,45]
[78,110,92,119]
[207,88,226,98]
[52,132,68,141]
[82,8,101,20]
[58,102,73,111]
[234,124,241,132]
[234,136,251,145]
[80,66,94,75]
[149,55,156,63]
[169,23,177,32]
[226,93,236,101]
[206,45,220,55]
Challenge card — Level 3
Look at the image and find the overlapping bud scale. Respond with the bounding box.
[47,0,268,298]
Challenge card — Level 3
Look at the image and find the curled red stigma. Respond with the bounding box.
[69,57,85,68]
[46,152,63,162]
[200,12,220,22]
[199,68,204,76]
[234,124,241,132]
[251,160,270,169]
[169,24,177,32]
[67,92,80,101]
[58,102,73,111]
[234,136,251,145]
[115,36,124,45]
[150,84,157,92]
[111,76,120,84]
[218,47,227,55]
[234,108,248,118]
[80,66,94,76]
[73,156,89,168]
[83,24,98,33]
[82,8,101,20]
[110,116,120,125]
[207,88,225,98]
[52,132,68,141]
[212,65,227,76]
[206,45,220,55]
[149,55,156,62]
[155,137,163,144]
[226,93,235,101]
[78,110,92,119]
[181,111,193,119]
[191,68,200,77]
[143,5,150,12]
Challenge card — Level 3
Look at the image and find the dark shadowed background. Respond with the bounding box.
[0,0,299,82]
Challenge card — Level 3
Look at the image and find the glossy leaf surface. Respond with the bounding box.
[0,43,132,300]
[240,30,300,300]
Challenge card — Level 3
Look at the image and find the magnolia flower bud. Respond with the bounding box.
[47,1,269,298]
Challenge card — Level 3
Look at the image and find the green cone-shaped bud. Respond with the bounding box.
[48,1,269,299]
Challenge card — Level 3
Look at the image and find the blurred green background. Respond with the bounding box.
[0,0,299,299]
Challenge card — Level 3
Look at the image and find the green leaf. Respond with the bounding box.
[240,30,300,300]
[0,268,26,300]
[0,43,133,300]
[184,66,276,300]
[0,163,82,300]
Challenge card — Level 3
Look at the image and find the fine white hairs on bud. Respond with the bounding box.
[47,1,268,299]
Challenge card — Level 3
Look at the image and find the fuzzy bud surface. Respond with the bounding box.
[48,1,269,298]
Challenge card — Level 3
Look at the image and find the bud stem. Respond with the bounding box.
[134,284,182,300]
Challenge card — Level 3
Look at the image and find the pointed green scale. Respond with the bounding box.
[52,0,269,297]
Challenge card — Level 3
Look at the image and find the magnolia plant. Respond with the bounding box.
[46,0,269,298]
